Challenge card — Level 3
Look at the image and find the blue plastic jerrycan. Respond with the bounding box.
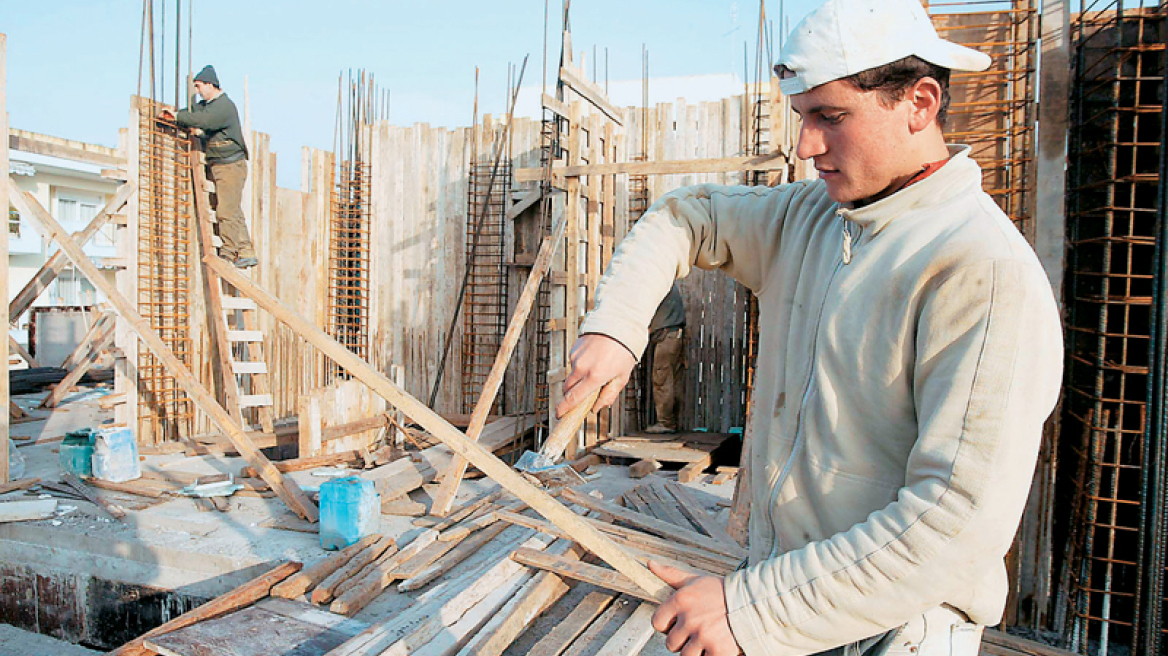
[91,426,141,483]
[319,476,380,550]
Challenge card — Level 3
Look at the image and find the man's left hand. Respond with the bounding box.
[650,560,742,656]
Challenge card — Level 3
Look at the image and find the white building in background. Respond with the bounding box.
[8,129,124,349]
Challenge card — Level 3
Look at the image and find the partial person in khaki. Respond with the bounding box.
[645,283,686,434]
[554,1,1064,655]
[162,65,257,268]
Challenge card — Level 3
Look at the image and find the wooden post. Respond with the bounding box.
[1,32,8,484]
[205,255,673,603]
[6,181,319,522]
[431,217,569,516]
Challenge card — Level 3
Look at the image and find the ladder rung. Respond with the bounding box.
[238,394,273,408]
[220,296,257,311]
[227,330,264,343]
[232,361,268,375]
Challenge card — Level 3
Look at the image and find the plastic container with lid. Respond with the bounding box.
[319,476,380,550]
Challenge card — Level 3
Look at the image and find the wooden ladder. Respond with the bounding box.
[189,148,275,434]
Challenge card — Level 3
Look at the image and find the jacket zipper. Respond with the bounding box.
[763,212,861,558]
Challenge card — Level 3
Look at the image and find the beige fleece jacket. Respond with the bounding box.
[579,146,1063,656]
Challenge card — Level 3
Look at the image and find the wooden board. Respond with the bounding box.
[145,601,365,656]
[592,440,714,464]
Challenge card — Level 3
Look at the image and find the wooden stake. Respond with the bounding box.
[108,561,302,656]
[311,534,397,604]
[6,180,319,522]
[205,255,672,603]
[432,218,569,517]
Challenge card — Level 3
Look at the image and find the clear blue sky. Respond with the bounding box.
[4,1,814,186]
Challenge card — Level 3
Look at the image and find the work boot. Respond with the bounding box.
[234,256,258,269]
[643,422,676,434]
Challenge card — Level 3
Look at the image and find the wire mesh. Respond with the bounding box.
[1058,4,1165,654]
[137,103,195,443]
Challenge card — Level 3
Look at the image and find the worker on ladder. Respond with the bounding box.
[161,65,257,269]
[556,0,1063,654]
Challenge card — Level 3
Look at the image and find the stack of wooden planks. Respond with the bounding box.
[110,477,742,656]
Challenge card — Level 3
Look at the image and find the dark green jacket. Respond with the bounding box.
[176,92,249,164]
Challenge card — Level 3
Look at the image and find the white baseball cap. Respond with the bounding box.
[776,0,992,96]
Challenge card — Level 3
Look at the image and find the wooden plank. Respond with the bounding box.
[637,482,692,530]
[328,529,439,616]
[592,440,713,464]
[0,477,40,495]
[311,535,398,604]
[206,256,672,603]
[662,481,736,546]
[539,388,600,462]
[562,487,747,560]
[527,589,617,656]
[455,543,580,656]
[256,598,368,638]
[0,499,57,522]
[8,181,137,322]
[494,510,739,575]
[298,394,323,458]
[327,533,553,656]
[58,312,114,371]
[272,535,380,599]
[431,212,570,516]
[8,130,123,167]
[560,595,632,656]
[398,520,510,592]
[145,604,356,656]
[190,150,243,429]
[8,335,39,368]
[629,459,660,479]
[108,561,302,656]
[593,601,657,656]
[9,177,318,521]
[511,548,658,602]
[41,328,115,409]
[62,473,125,520]
[541,93,571,121]
[677,454,711,484]
[513,151,787,183]
[559,65,624,126]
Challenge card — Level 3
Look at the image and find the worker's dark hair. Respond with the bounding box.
[842,56,952,127]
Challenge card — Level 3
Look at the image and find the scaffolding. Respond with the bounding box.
[1058,4,1165,654]
[137,104,195,443]
[926,0,1039,239]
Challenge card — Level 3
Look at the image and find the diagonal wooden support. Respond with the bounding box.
[59,311,114,372]
[7,179,135,323]
[8,184,318,522]
[205,256,672,603]
[40,324,115,409]
[431,215,570,517]
[8,335,38,368]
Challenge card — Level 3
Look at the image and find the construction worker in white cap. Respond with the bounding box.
[555,0,1063,654]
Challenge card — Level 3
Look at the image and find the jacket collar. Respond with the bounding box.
[835,145,982,233]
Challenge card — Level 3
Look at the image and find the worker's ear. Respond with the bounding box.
[906,77,944,133]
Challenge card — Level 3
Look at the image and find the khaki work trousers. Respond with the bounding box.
[650,327,685,430]
[209,159,255,259]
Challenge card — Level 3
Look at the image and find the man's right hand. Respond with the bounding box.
[556,333,637,418]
